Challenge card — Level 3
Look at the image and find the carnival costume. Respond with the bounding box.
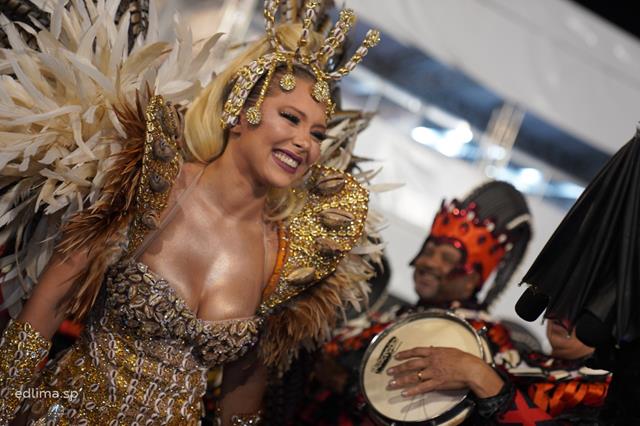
[0,1,383,424]
[490,349,611,425]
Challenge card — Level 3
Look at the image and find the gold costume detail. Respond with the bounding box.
[279,72,296,92]
[128,96,182,255]
[258,165,368,314]
[215,408,263,425]
[0,320,51,424]
[231,411,263,425]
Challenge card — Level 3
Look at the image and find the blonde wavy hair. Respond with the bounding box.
[184,23,326,221]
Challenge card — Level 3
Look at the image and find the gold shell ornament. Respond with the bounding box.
[318,208,355,229]
[286,267,317,286]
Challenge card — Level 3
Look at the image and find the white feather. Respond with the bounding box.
[0,195,37,227]
[51,0,64,39]
[0,0,227,317]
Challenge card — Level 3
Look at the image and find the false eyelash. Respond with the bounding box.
[280,111,299,124]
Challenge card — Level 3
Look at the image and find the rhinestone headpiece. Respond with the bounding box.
[220,0,381,128]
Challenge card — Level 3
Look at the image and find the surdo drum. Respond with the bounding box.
[360,310,492,425]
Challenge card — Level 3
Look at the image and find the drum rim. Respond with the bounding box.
[359,308,485,424]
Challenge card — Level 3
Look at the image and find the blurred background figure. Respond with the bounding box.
[488,318,611,425]
[515,131,640,425]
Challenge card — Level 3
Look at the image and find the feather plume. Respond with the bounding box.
[259,253,373,375]
[0,1,221,316]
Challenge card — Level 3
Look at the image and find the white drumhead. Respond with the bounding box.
[362,316,482,423]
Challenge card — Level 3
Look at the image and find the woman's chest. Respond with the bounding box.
[137,214,278,320]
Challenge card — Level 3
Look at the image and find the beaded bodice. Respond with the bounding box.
[105,259,263,366]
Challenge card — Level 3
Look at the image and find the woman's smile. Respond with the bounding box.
[272,148,303,173]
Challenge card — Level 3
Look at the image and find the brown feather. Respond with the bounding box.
[259,254,374,375]
[55,93,149,320]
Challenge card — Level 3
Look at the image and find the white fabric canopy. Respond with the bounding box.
[347,0,640,154]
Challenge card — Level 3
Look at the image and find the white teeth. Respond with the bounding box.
[274,151,300,168]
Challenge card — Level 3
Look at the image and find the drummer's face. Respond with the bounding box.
[413,241,463,300]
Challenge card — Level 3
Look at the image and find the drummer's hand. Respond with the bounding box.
[386,347,504,398]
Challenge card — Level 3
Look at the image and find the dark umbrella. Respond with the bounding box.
[517,127,640,344]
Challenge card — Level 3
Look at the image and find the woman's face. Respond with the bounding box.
[228,77,326,189]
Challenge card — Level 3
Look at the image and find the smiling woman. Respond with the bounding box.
[0,1,380,425]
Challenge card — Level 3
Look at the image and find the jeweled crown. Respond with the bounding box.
[220,0,380,129]
[430,200,512,284]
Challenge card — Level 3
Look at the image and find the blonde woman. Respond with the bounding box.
[0,1,380,424]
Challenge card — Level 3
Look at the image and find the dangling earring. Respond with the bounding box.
[279,57,296,91]
[246,59,278,125]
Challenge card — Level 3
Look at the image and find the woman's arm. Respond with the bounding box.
[216,349,268,425]
[15,250,89,339]
[14,251,88,339]
[0,250,89,423]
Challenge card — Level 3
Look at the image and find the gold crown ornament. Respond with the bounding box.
[220,0,381,128]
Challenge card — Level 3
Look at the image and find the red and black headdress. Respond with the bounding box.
[429,200,511,284]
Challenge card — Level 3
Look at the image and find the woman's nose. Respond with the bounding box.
[292,133,312,151]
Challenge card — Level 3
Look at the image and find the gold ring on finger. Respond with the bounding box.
[417,370,424,382]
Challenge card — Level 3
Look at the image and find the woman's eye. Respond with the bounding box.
[280,111,300,124]
[311,131,326,142]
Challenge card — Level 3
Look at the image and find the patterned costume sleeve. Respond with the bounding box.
[491,351,611,425]
[0,320,51,424]
[258,165,373,375]
[495,388,555,425]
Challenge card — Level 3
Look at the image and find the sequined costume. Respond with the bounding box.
[0,98,373,424]
[0,1,383,424]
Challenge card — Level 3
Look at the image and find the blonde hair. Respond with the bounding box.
[184,23,325,221]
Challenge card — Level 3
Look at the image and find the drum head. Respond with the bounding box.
[361,312,483,423]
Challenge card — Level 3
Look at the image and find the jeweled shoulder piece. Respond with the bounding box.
[258,165,368,314]
[127,96,182,254]
[220,0,380,128]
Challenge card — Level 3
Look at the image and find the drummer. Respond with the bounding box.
[396,181,531,360]
[382,182,530,418]
[388,183,611,424]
